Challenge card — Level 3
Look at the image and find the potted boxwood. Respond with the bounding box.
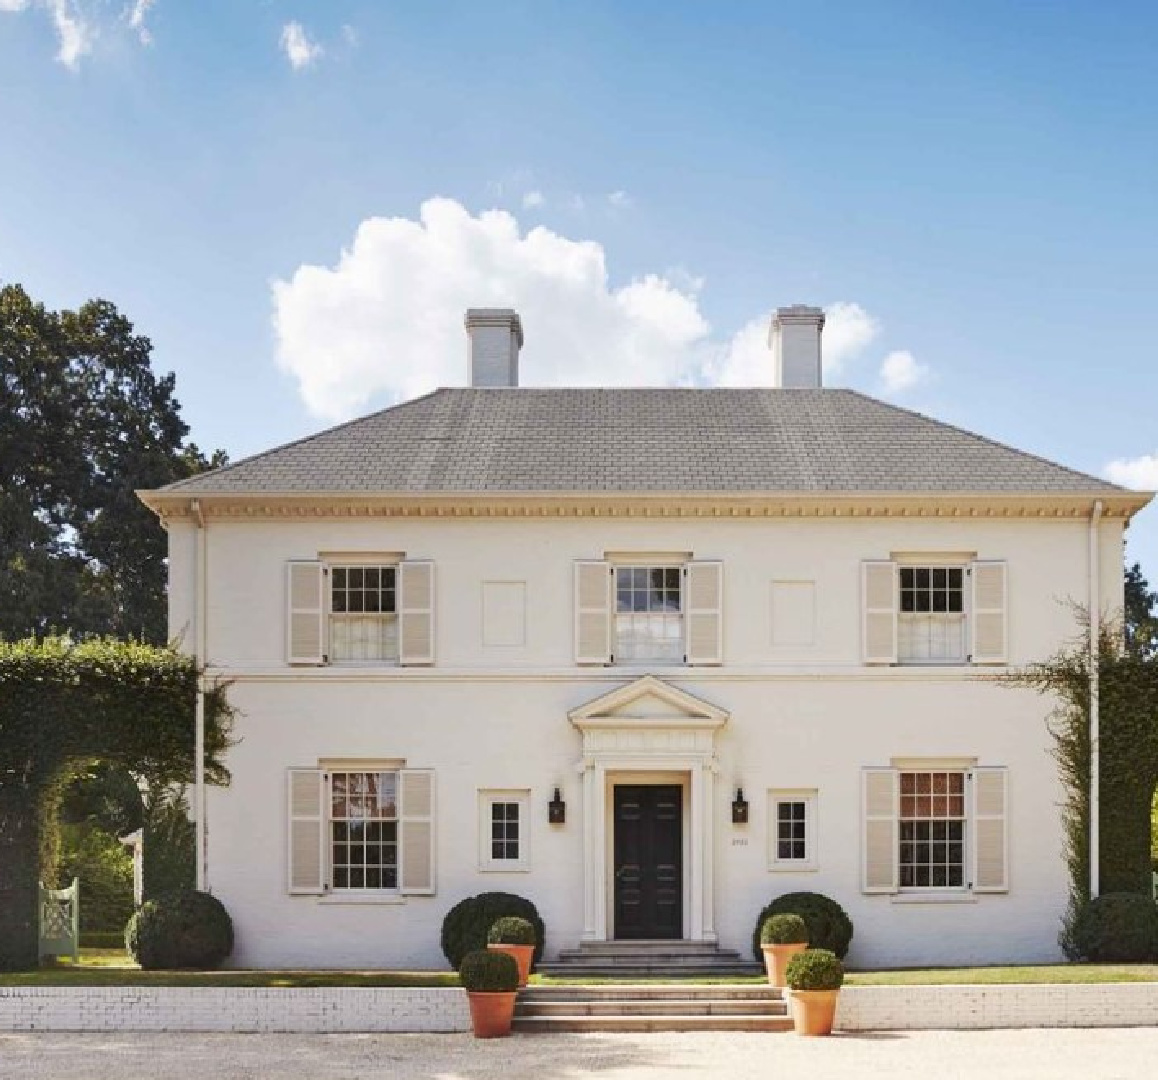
[785,948,844,1036]
[459,948,520,1038]
[487,915,537,987]
[759,912,808,987]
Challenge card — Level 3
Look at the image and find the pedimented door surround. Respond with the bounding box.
[569,675,729,942]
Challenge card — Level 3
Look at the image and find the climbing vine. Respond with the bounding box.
[1007,610,1158,954]
[0,637,234,970]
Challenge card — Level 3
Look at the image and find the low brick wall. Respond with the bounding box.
[0,986,470,1033]
[837,984,1158,1030]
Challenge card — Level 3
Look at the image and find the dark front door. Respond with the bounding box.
[613,784,683,939]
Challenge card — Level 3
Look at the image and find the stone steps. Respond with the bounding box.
[513,985,790,1034]
[537,940,762,979]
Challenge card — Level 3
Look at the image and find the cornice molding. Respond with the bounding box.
[137,489,1149,525]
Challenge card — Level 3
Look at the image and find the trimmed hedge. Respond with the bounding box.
[1072,893,1158,962]
[751,892,853,960]
[125,889,233,970]
[441,892,545,971]
[760,912,808,946]
[460,948,519,992]
[786,948,844,991]
[488,915,536,946]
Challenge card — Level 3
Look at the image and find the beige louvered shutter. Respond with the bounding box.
[862,768,898,893]
[399,769,435,895]
[862,560,898,664]
[574,561,611,664]
[685,560,724,665]
[399,560,435,665]
[972,767,1008,892]
[287,768,326,894]
[287,561,326,665]
[971,561,1008,664]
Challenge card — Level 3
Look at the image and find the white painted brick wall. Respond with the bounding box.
[837,984,1158,1030]
[0,987,470,1033]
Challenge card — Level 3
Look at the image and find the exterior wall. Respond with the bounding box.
[166,512,1127,971]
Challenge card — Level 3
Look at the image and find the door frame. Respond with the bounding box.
[606,772,690,940]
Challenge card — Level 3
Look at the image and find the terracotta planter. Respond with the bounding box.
[487,943,534,987]
[466,990,518,1038]
[790,988,840,1036]
[761,942,807,987]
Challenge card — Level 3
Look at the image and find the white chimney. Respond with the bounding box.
[465,308,523,387]
[770,305,825,388]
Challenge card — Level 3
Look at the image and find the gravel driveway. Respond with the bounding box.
[2,1028,1155,1080]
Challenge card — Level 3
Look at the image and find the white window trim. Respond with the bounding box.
[896,561,971,667]
[325,559,401,667]
[897,768,970,895]
[478,789,531,872]
[326,766,401,895]
[768,790,818,872]
[610,561,687,667]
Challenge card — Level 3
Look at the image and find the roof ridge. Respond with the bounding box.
[837,389,1123,493]
[162,388,446,492]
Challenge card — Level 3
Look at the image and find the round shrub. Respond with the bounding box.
[761,912,808,946]
[459,948,519,993]
[1072,893,1158,962]
[488,915,537,946]
[125,889,233,970]
[786,948,844,992]
[751,891,853,960]
[441,892,545,970]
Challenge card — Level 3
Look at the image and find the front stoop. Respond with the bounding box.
[514,985,791,1034]
[536,940,763,979]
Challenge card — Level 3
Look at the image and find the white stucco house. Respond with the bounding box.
[139,306,1151,971]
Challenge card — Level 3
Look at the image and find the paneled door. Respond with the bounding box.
[613,784,683,939]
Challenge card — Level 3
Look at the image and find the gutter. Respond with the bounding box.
[192,499,207,892]
[1089,499,1103,900]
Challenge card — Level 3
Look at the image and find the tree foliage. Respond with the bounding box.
[0,637,233,970]
[1007,578,1158,954]
[0,283,224,644]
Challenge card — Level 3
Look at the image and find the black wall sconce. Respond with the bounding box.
[732,787,749,825]
[548,787,566,825]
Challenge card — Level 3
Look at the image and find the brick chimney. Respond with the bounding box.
[465,309,523,387]
[770,305,825,388]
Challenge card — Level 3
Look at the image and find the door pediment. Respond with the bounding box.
[569,675,729,732]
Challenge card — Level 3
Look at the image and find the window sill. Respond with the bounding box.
[479,865,530,874]
[890,892,977,905]
[319,892,406,906]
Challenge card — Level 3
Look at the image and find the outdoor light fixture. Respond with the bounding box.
[732,787,749,825]
[548,787,566,825]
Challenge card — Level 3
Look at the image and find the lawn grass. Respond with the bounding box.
[6,950,1157,989]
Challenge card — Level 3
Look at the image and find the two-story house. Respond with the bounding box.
[139,306,1150,970]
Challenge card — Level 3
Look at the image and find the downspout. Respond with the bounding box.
[192,499,207,892]
[1088,498,1103,900]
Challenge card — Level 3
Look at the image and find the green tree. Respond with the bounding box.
[0,637,233,970]
[1126,562,1158,660]
[0,283,225,643]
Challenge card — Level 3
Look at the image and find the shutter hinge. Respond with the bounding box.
[323,566,329,576]
[322,653,329,664]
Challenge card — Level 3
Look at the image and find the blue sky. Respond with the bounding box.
[2,1,1157,576]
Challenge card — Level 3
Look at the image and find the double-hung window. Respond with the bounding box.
[573,558,723,666]
[614,565,684,664]
[862,765,1008,895]
[898,566,966,664]
[329,770,398,890]
[330,565,398,663]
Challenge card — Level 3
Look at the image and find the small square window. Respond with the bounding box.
[479,791,530,871]
[768,791,817,871]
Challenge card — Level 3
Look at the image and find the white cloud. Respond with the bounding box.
[280,21,323,70]
[126,0,154,45]
[1105,453,1158,491]
[878,349,929,395]
[272,198,710,419]
[522,191,545,210]
[340,23,358,48]
[607,190,632,209]
[0,1,32,13]
[271,198,913,421]
[46,0,92,69]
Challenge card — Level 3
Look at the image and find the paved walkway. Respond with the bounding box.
[1,1028,1155,1079]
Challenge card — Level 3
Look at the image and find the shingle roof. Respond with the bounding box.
[160,388,1121,495]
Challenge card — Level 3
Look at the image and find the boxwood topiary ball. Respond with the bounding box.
[125,889,233,970]
[751,891,853,960]
[459,948,519,993]
[1073,893,1158,962]
[441,892,545,970]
